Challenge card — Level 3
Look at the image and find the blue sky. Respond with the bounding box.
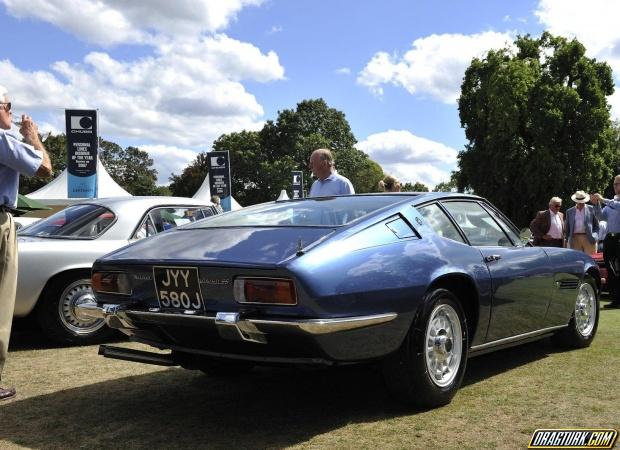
[1,0,619,189]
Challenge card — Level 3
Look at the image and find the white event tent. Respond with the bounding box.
[27,158,131,205]
[193,173,242,210]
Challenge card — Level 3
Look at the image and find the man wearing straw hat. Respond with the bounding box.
[565,190,599,254]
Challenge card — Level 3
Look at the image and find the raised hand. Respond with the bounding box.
[19,114,41,146]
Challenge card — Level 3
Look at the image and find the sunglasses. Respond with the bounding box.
[0,102,11,112]
[552,204,561,207]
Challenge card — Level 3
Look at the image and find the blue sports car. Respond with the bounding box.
[82,193,600,408]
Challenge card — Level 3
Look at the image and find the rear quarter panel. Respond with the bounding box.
[287,212,493,348]
[15,238,129,316]
[542,247,599,326]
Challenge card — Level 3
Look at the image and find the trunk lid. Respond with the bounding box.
[102,227,336,267]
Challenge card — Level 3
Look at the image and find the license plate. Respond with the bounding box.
[153,266,204,310]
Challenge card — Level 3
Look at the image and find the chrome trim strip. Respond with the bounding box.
[471,325,567,351]
[126,310,398,335]
[252,314,398,334]
[79,304,398,336]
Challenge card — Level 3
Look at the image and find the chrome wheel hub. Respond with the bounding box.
[58,280,106,335]
[425,303,462,387]
[575,282,596,337]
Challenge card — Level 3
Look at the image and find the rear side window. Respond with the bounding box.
[482,204,521,245]
[417,203,465,243]
[442,201,514,247]
[132,206,214,240]
[20,204,115,239]
[385,217,416,239]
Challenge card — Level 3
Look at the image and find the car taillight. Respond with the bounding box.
[92,272,132,295]
[233,278,297,305]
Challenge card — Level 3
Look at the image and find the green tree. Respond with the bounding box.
[19,133,67,194]
[433,172,459,192]
[99,139,159,195]
[458,32,616,227]
[346,156,384,193]
[152,185,172,196]
[606,120,620,198]
[402,182,429,192]
[20,133,159,196]
[170,99,384,204]
[168,152,211,198]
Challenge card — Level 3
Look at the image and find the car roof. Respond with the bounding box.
[276,192,483,205]
[70,196,214,240]
[73,196,212,210]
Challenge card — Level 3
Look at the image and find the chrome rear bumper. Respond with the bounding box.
[76,303,398,344]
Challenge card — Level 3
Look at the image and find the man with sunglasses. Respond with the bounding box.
[529,196,565,247]
[0,85,52,401]
[592,175,620,308]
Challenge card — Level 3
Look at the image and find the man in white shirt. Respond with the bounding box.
[0,85,52,401]
[565,190,599,254]
[592,175,620,308]
[529,196,565,247]
[308,148,354,197]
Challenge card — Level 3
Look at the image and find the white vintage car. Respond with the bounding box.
[15,196,219,344]
[14,216,41,230]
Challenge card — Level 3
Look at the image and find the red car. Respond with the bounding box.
[592,252,608,292]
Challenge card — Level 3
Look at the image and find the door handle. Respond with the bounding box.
[484,254,502,263]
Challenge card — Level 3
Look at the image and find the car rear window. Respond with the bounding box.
[20,204,116,239]
[183,196,404,228]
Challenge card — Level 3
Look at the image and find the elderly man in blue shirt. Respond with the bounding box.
[308,148,355,197]
[592,175,620,308]
[0,85,52,400]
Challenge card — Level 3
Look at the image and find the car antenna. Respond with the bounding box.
[296,238,304,256]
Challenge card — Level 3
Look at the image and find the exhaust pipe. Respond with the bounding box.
[98,345,177,367]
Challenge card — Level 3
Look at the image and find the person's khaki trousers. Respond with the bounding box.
[0,211,17,381]
[570,234,596,254]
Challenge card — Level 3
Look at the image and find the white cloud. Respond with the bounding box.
[503,15,527,24]
[1,0,264,46]
[357,31,512,103]
[139,144,200,185]
[535,0,620,57]
[0,33,284,148]
[38,121,61,136]
[608,90,620,121]
[535,0,620,119]
[336,67,351,75]
[0,1,286,188]
[267,25,282,35]
[357,130,458,188]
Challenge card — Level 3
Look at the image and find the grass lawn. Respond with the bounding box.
[1,298,619,449]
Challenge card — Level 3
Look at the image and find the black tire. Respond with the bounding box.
[382,288,468,408]
[34,272,117,345]
[553,276,599,349]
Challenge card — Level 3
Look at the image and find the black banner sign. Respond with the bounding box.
[65,109,98,198]
[292,170,304,199]
[208,151,231,198]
